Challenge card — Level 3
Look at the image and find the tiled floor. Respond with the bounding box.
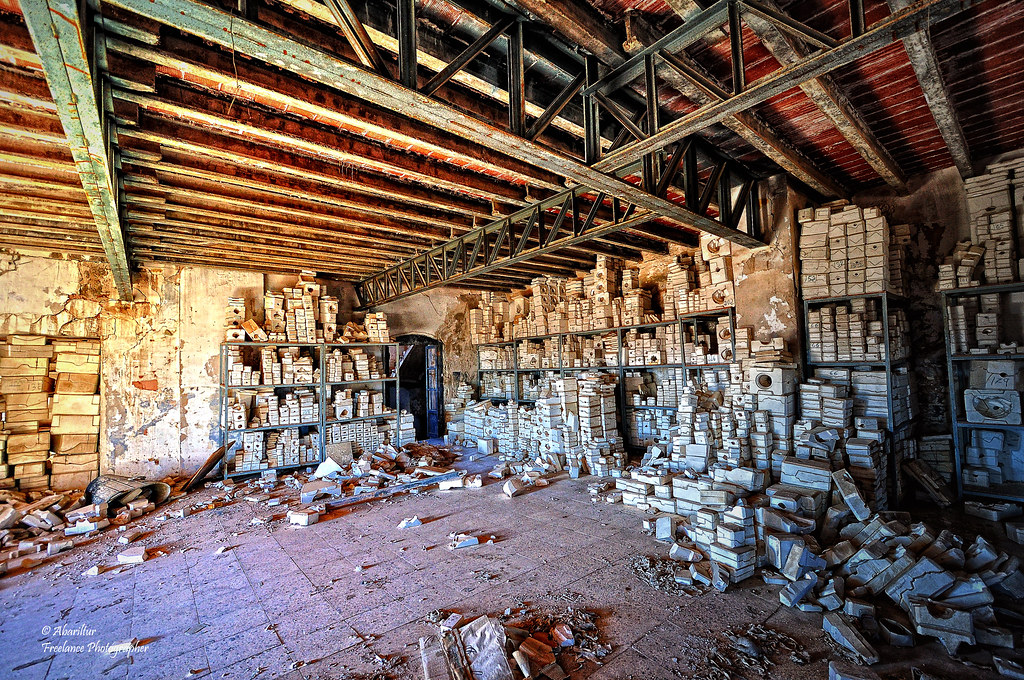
[0,454,1010,679]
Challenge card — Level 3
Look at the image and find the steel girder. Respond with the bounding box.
[21,0,133,299]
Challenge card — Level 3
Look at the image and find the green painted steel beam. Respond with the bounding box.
[21,0,133,299]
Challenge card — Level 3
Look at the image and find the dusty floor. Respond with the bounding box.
[0,453,1014,680]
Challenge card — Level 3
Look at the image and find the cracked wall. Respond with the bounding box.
[0,254,261,478]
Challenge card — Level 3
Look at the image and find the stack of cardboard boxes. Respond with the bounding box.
[806,299,909,364]
[325,348,384,382]
[479,372,515,399]
[469,292,508,344]
[478,345,514,370]
[473,247,737,345]
[623,326,681,366]
[1,336,51,490]
[0,336,102,491]
[364,312,390,343]
[664,236,736,315]
[49,339,101,490]
[964,156,1024,283]
[797,203,906,298]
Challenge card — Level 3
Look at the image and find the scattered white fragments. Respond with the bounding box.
[668,543,703,562]
[502,478,527,498]
[116,528,143,546]
[397,516,422,529]
[287,509,320,526]
[116,545,147,565]
[448,532,479,550]
[439,613,462,630]
[437,476,464,491]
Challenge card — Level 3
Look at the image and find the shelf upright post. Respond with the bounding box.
[727,308,737,362]
[319,343,326,464]
[881,292,897,504]
[941,290,965,499]
[220,343,228,479]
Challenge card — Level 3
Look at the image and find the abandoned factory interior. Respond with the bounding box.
[3,0,1024,678]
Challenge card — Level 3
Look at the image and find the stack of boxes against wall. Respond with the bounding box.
[223,272,397,475]
[460,240,739,476]
[940,159,1024,492]
[459,199,953,589]
[0,336,101,491]
[797,203,916,501]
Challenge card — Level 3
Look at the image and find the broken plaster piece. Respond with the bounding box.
[116,545,147,565]
[449,533,479,550]
[502,479,527,498]
[398,516,422,529]
[823,612,879,665]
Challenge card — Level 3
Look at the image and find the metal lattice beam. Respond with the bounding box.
[105,0,766,250]
[21,0,133,299]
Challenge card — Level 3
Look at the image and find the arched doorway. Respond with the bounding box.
[396,334,443,440]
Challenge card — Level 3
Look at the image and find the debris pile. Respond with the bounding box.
[0,475,170,576]
[695,624,808,680]
[299,441,466,506]
[420,607,609,680]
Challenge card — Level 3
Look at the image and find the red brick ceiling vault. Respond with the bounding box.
[0,0,1017,300]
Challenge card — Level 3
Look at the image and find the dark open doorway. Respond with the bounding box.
[396,335,443,441]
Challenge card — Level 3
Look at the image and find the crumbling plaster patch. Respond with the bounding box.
[379,288,482,399]
[0,253,263,478]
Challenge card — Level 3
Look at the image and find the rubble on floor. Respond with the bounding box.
[695,624,808,680]
[627,555,707,597]
[420,606,609,680]
[0,474,171,576]
[619,445,1023,670]
[302,442,465,505]
[1,440,468,576]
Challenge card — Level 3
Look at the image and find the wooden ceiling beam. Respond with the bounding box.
[271,0,588,145]
[128,240,376,275]
[21,0,133,299]
[121,175,445,246]
[0,195,93,218]
[116,123,497,221]
[886,0,972,178]
[125,219,410,263]
[131,251,365,278]
[118,153,475,232]
[128,232,388,270]
[106,0,766,249]
[0,219,102,239]
[114,86,536,208]
[107,35,567,192]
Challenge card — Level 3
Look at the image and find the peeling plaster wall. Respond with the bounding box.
[0,254,262,478]
[377,288,483,401]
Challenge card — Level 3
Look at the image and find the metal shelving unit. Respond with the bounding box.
[941,281,1024,502]
[474,309,738,447]
[801,291,914,504]
[219,341,400,478]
